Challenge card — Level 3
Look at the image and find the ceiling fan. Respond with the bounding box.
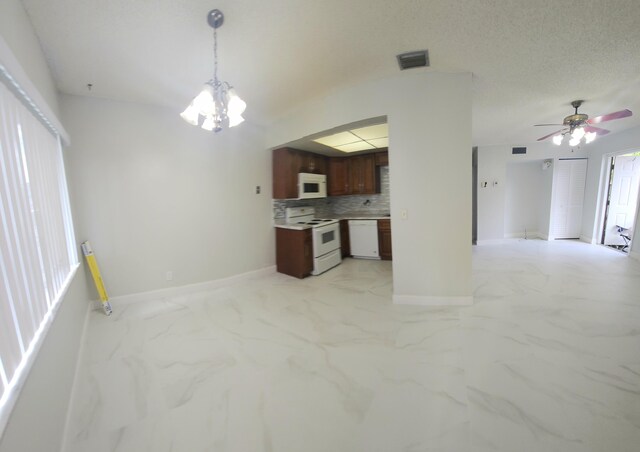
[535,100,632,146]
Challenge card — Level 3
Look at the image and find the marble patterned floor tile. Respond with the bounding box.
[63,241,640,452]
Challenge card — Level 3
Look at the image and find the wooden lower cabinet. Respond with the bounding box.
[340,220,350,257]
[377,219,392,260]
[276,228,313,278]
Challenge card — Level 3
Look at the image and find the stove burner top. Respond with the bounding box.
[294,218,338,226]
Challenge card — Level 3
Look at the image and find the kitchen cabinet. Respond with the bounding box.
[350,154,377,194]
[328,158,351,196]
[272,148,327,199]
[378,219,392,260]
[298,152,327,175]
[276,228,313,278]
[375,151,389,166]
[274,148,386,198]
[340,220,350,257]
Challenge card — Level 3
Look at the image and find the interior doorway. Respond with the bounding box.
[600,152,640,253]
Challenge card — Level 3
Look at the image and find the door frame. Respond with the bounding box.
[594,148,640,253]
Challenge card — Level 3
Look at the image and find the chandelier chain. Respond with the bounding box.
[213,28,218,86]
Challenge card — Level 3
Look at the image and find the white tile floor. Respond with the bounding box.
[63,240,640,452]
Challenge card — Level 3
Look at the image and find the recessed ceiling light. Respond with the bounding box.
[350,124,388,140]
[313,123,388,153]
[313,131,359,148]
[335,142,376,153]
[367,137,388,148]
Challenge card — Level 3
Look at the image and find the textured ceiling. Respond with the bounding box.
[22,0,640,146]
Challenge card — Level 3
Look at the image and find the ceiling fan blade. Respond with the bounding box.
[587,109,632,124]
[534,123,564,127]
[584,125,610,136]
[537,130,563,141]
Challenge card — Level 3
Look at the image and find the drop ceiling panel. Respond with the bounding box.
[351,124,388,140]
[335,142,376,153]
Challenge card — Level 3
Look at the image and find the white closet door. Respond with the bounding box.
[550,159,588,239]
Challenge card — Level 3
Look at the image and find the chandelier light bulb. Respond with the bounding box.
[584,131,597,143]
[569,136,580,147]
[228,114,245,128]
[193,86,216,116]
[201,115,215,131]
[227,89,247,116]
[552,134,563,146]
[180,103,199,126]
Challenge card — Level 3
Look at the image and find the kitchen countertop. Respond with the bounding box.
[273,220,312,230]
[274,213,391,229]
[334,213,391,220]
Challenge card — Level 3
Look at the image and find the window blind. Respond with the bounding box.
[0,78,78,413]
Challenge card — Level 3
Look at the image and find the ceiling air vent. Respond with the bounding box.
[396,50,430,70]
[512,147,527,155]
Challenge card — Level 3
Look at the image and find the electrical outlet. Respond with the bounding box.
[401,209,408,220]
[256,185,261,194]
[165,271,173,281]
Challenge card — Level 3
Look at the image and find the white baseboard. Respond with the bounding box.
[110,266,277,304]
[476,239,509,246]
[504,231,542,240]
[393,294,473,306]
[580,235,596,244]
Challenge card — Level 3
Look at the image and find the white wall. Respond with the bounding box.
[0,0,59,116]
[0,2,90,451]
[477,146,507,241]
[505,161,544,238]
[538,161,554,239]
[61,94,274,297]
[267,72,473,303]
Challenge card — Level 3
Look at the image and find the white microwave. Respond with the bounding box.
[298,172,327,199]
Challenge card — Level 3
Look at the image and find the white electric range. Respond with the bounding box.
[285,207,341,275]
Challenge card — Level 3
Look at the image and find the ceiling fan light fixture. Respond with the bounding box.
[571,126,586,140]
[585,131,597,143]
[569,136,580,147]
[552,134,563,146]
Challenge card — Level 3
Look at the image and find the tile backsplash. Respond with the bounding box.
[273,166,390,219]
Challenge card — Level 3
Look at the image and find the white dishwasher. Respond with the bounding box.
[348,220,380,259]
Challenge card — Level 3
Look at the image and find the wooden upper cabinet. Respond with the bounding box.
[328,158,351,196]
[375,151,389,166]
[273,148,328,199]
[299,153,327,175]
[273,148,299,199]
[350,154,377,194]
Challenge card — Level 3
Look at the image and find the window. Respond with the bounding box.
[0,77,78,423]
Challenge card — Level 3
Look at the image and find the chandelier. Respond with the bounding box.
[180,9,246,132]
